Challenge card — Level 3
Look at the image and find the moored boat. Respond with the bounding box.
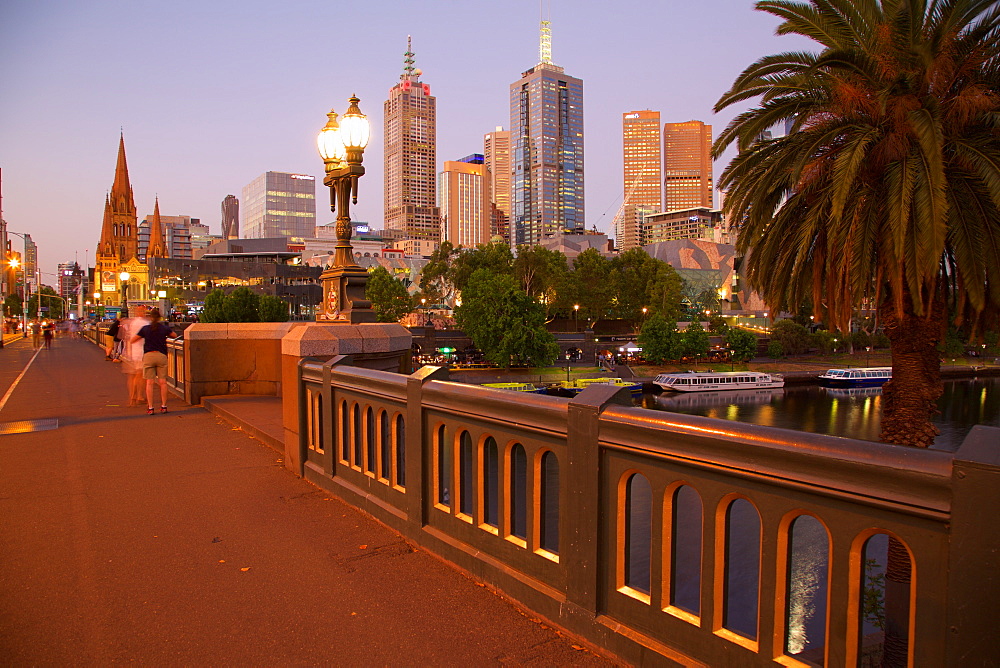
[818,367,891,388]
[653,370,784,392]
[481,382,547,393]
[550,377,643,397]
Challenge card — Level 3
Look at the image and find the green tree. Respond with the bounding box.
[28,286,63,319]
[680,320,711,360]
[4,294,23,318]
[513,245,567,301]
[608,248,683,320]
[257,294,290,322]
[725,327,758,363]
[223,287,260,323]
[564,248,611,324]
[418,241,460,305]
[714,0,1000,448]
[769,320,812,356]
[647,264,684,321]
[767,340,785,360]
[451,242,514,293]
[366,266,412,323]
[201,289,226,323]
[637,313,682,364]
[454,269,558,368]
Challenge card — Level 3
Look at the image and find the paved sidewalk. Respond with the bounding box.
[0,336,613,666]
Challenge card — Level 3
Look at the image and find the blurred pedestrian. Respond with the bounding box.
[42,321,54,349]
[132,308,177,414]
[30,319,41,349]
[120,306,150,406]
[106,315,123,360]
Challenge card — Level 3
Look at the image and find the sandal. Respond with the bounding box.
[160,406,168,414]
[146,407,155,415]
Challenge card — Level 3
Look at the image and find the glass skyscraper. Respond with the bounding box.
[241,171,316,240]
[509,21,584,246]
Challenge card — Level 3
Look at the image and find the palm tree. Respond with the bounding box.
[714,0,1000,449]
[714,3,1000,665]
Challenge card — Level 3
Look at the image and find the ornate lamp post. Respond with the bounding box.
[119,271,130,313]
[315,96,375,323]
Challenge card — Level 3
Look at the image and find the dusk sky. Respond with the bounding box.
[1,0,812,282]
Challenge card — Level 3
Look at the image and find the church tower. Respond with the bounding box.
[146,197,167,260]
[95,133,140,306]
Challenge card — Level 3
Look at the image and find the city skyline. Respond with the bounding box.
[0,0,812,281]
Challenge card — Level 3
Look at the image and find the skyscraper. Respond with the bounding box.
[662,120,713,210]
[439,160,490,248]
[221,194,239,239]
[510,19,584,246]
[483,127,511,243]
[240,171,316,240]
[384,37,440,241]
[620,110,662,251]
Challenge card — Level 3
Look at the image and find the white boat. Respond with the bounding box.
[653,370,784,392]
[818,367,891,388]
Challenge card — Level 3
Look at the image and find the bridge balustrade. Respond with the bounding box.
[291,357,998,666]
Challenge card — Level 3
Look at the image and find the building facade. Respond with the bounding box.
[95,134,140,306]
[439,160,490,248]
[643,207,728,245]
[510,20,584,246]
[384,37,440,242]
[663,120,713,210]
[221,194,239,239]
[57,261,85,303]
[620,110,662,251]
[483,127,511,243]
[240,171,316,240]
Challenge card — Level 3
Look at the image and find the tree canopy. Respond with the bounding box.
[366,266,412,323]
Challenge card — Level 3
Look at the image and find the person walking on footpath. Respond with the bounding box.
[43,321,54,349]
[120,306,150,406]
[105,315,123,360]
[30,319,41,349]
[131,308,177,415]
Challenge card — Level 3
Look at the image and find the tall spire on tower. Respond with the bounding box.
[403,35,415,78]
[110,132,136,217]
[539,20,552,64]
[147,196,167,259]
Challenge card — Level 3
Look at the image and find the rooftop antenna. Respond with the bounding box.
[539,1,552,65]
[403,35,415,78]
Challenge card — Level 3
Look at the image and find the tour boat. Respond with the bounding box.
[482,382,547,394]
[818,367,892,388]
[653,370,784,393]
[551,377,643,397]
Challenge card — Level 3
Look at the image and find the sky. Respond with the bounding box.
[0,0,814,283]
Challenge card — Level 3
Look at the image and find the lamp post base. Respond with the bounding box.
[317,265,376,324]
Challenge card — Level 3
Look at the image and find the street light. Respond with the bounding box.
[316,95,375,323]
[574,303,580,332]
[119,271,130,313]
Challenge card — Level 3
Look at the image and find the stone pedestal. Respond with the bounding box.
[280,322,412,475]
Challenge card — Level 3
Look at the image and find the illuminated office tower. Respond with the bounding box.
[241,171,316,240]
[483,127,511,242]
[510,19,584,246]
[439,159,490,248]
[384,36,440,241]
[221,195,239,239]
[620,110,662,251]
[663,120,713,210]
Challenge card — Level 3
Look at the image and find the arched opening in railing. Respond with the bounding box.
[352,403,362,469]
[668,483,702,617]
[723,497,761,642]
[394,414,405,488]
[307,389,323,454]
[365,406,376,475]
[538,450,559,555]
[509,443,527,542]
[339,400,349,463]
[379,410,390,481]
[622,472,652,597]
[783,513,830,665]
[459,431,473,518]
[482,436,499,529]
[435,425,450,508]
[855,531,913,668]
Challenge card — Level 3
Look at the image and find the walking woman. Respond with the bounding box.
[131,308,177,414]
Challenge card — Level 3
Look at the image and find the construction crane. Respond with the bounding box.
[609,169,646,246]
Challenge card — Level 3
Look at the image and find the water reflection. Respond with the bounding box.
[644,377,1000,450]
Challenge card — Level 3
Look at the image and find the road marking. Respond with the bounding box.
[0,347,42,414]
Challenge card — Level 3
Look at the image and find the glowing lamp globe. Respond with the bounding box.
[339,95,370,150]
[317,110,346,167]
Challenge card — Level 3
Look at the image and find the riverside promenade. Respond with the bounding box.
[0,335,612,666]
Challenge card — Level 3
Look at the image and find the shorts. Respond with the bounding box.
[142,351,168,380]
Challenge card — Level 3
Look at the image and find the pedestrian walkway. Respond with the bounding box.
[0,336,612,666]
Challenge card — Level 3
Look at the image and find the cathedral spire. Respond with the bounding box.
[110,132,136,218]
[147,196,167,260]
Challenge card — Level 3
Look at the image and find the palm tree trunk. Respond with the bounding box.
[878,294,944,448]
[876,292,944,666]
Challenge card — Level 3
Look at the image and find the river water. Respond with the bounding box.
[641,376,1000,450]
